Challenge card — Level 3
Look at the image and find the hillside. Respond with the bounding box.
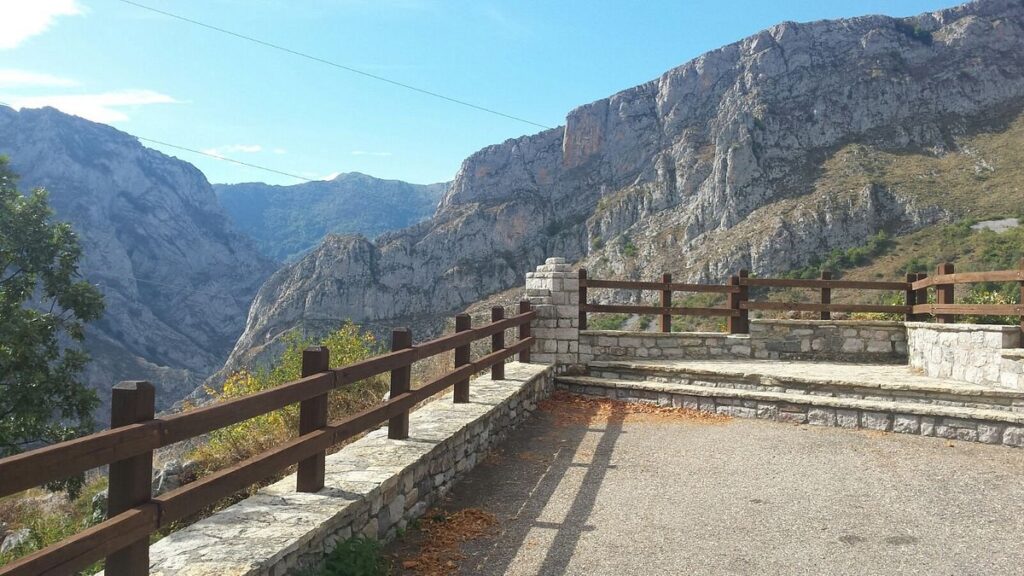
[217,0,1024,376]
[0,106,276,418]
[215,174,447,262]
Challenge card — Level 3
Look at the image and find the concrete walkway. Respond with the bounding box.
[389,393,1024,575]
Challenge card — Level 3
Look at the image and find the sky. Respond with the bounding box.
[0,0,961,186]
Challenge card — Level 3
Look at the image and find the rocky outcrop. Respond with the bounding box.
[215,174,447,262]
[0,106,276,418]
[224,0,1024,373]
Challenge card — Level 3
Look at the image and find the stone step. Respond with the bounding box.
[585,360,1024,413]
[555,375,1024,447]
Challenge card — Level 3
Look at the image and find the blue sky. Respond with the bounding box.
[1,0,958,186]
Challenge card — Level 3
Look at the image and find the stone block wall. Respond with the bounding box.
[525,257,579,366]
[578,320,907,363]
[579,331,752,362]
[908,323,1023,389]
[749,319,906,362]
[559,379,1024,448]
[138,363,554,576]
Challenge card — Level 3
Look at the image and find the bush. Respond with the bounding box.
[588,313,629,331]
[191,323,387,472]
[303,536,389,576]
[0,477,108,570]
[785,231,893,279]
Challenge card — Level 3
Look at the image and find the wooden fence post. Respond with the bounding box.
[820,270,832,320]
[518,300,532,362]
[1018,258,1023,338]
[297,347,329,492]
[387,330,412,439]
[660,273,672,333]
[491,306,505,380]
[914,272,928,321]
[936,263,955,323]
[729,274,753,334]
[106,381,155,576]
[905,273,917,322]
[454,314,471,403]
[578,269,588,331]
[738,270,750,333]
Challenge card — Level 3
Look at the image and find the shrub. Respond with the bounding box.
[191,323,387,472]
[588,313,629,331]
[0,477,108,570]
[785,231,893,279]
[305,536,389,576]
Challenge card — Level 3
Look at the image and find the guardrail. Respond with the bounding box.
[0,302,535,576]
[579,259,1024,335]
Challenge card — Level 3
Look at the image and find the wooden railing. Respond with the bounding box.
[579,260,1024,335]
[0,303,535,576]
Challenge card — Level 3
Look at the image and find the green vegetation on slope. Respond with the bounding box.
[816,111,1024,221]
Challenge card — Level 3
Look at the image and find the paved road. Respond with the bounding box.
[390,396,1024,576]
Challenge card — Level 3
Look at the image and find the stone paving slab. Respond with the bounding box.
[399,399,1024,576]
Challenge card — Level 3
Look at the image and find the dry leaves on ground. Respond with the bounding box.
[539,391,730,426]
[399,508,497,575]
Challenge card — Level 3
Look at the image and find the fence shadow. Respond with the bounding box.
[402,394,628,575]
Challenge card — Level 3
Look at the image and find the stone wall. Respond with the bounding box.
[907,323,1023,390]
[137,363,553,576]
[578,320,907,364]
[749,319,906,361]
[559,379,1024,448]
[579,331,752,362]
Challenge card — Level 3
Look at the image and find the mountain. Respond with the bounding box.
[0,106,276,418]
[221,0,1024,374]
[214,175,447,262]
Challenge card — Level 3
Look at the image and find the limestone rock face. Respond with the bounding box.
[225,0,1024,372]
[0,106,276,417]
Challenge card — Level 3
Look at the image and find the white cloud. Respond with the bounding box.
[2,90,181,123]
[350,150,392,157]
[0,0,83,50]
[272,147,287,155]
[319,172,342,181]
[201,144,264,158]
[0,69,78,88]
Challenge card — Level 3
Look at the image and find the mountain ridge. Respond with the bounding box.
[215,173,447,262]
[220,0,1024,376]
[0,105,276,418]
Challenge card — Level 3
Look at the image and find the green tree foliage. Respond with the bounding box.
[0,157,104,467]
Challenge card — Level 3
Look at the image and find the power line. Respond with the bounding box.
[0,100,312,182]
[115,0,555,131]
[132,137,312,182]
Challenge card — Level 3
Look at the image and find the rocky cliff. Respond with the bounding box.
[0,106,276,417]
[215,174,447,262]
[224,0,1024,373]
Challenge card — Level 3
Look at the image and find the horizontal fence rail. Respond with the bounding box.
[579,258,1024,335]
[0,303,536,576]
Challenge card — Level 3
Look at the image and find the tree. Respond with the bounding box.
[0,156,104,465]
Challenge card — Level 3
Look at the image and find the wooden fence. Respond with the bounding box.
[0,303,535,576]
[579,260,1024,335]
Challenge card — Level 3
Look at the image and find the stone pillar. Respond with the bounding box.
[524,257,580,367]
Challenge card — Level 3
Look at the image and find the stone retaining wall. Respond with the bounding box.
[138,363,553,576]
[750,319,906,361]
[907,323,1023,390]
[558,379,1024,448]
[578,320,907,364]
